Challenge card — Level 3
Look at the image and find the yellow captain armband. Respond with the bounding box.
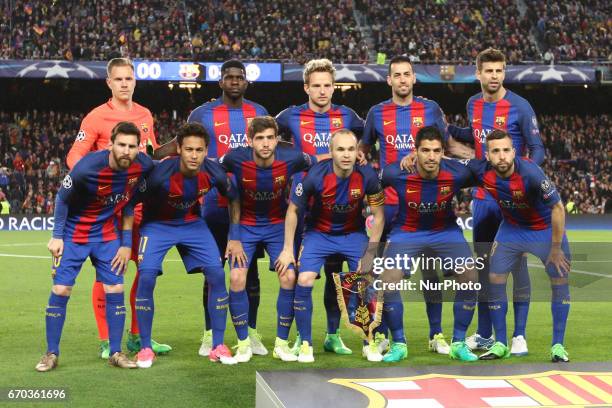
[367,191,385,207]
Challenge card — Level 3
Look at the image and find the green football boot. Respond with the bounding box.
[551,343,569,362]
[99,340,110,359]
[382,342,408,362]
[479,341,510,360]
[450,341,479,362]
[323,331,352,355]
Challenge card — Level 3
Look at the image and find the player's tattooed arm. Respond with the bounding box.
[226,198,247,268]
[275,202,299,276]
[152,137,178,160]
[445,137,474,159]
[546,201,570,277]
[359,203,384,274]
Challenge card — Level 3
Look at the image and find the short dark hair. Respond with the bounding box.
[221,59,245,76]
[177,123,210,147]
[486,129,511,144]
[388,55,413,76]
[415,126,443,148]
[476,48,506,71]
[110,121,140,144]
[247,116,278,140]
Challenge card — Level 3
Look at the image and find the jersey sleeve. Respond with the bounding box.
[53,162,87,238]
[379,162,399,188]
[66,113,100,169]
[450,159,478,188]
[464,158,488,183]
[293,150,316,172]
[361,106,377,146]
[529,163,560,207]
[218,149,237,172]
[518,102,545,165]
[290,171,315,210]
[187,106,201,124]
[346,107,365,139]
[275,108,292,142]
[448,100,474,143]
[363,166,385,207]
[432,102,450,142]
[205,159,238,201]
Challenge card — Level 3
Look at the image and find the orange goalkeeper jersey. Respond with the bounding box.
[67,99,159,169]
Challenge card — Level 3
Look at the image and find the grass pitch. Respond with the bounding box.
[0,230,610,407]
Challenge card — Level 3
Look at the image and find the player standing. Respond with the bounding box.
[66,58,170,358]
[380,126,482,362]
[155,60,269,357]
[466,130,570,362]
[219,116,320,363]
[449,48,545,355]
[359,55,466,356]
[133,123,243,367]
[276,129,385,363]
[36,122,153,371]
[276,59,364,355]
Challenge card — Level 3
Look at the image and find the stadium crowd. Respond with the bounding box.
[1,0,609,62]
[1,110,609,215]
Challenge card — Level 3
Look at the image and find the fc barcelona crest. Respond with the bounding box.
[141,123,149,133]
[350,188,362,199]
[512,190,524,199]
[128,177,138,186]
[332,118,342,128]
[274,175,286,185]
[412,116,423,127]
[440,186,451,195]
[495,116,506,127]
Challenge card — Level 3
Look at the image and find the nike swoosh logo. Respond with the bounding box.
[216,296,229,302]
[169,193,182,198]
[231,313,246,320]
[116,305,126,309]
[472,118,481,123]
[135,298,149,302]
[322,193,334,198]
[484,185,495,190]
[383,120,394,126]
[98,185,111,191]
[300,120,312,126]
[214,122,226,127]
[47,306,61,309]
[242,178,256,183]
[406,188,419,193]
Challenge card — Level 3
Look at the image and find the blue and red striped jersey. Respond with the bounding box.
[362,97,448,205]
[54,150,153,243]
[276,103,364,155]
[188,98,268,211]
[137,157,236,225]
[219,146,316,226]
[380,159,475,232]
[450,90,544,200]
[291,160,384,234]
[467,157,560,230]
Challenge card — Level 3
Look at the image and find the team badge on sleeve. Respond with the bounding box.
[295,183,303,197]
[62,175,72,189]
[302,153,312,166]
[76,130,86,142]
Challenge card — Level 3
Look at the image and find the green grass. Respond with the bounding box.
[0,230,611,407]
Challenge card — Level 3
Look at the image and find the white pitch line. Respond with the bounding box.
[0,253,49,259]
[527,263,612,278]
[0,242,47,247]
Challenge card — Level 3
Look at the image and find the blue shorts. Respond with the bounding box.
[385,225,474,277]
[52,240,123,286]
[490,222,571,278]
[232,223,287,270]
[298,230,368,274]
[472,197,502,254]
[138,219,222,275]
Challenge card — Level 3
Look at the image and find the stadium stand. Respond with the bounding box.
[2,0,609,62]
